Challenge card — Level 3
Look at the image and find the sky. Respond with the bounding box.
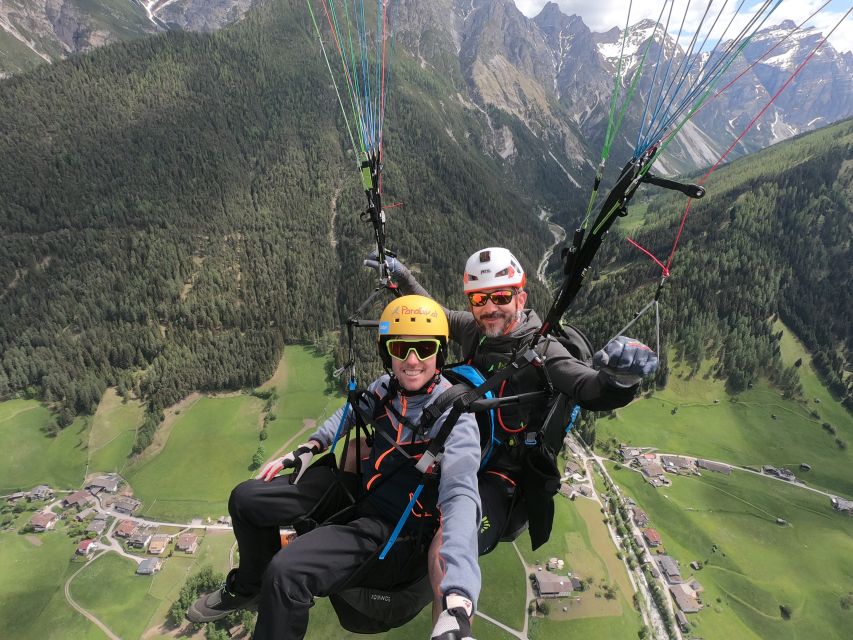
[512,1,853,55]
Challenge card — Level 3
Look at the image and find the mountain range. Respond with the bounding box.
[2,0,851,179]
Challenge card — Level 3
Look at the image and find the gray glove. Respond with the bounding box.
[431,593,475,640]
[593,336,658,388]
[363,251,406,278]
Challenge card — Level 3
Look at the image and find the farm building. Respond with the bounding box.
[62,491,94,510]
[534,573,574,598]
[697,459,732,475]
[29,511,58,532]
[669,583,702,613]
[85,476,119,494]
[176,533,199,553]
[656,555,682,584]
[137,558,162,575]
[831,497,853,514]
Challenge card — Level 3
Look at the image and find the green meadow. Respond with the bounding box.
[123,345,343,522]
[0,400,89,493]
[87,388,145,475]
[609,463,853,639]
[0,522,103,640]
[597,322,853,497]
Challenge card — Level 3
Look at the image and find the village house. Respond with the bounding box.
[85,476,120,494]
[7,491,27,504]
[114,520,137,538]
[176,533,199,554]
[148,534,170,555]
[669,583,702,613]
[87,517,108,535]
[631,507,650,528]
[831,497,853,515]
[112,496,142,515]
[655,555,683,583]
[534,573,574,598]
[129,529,154,550]
[30,511,58,532]
[619,446,642,461]
[29,485,54,502]
[75,507,96,522]
[564,461,582,478]
[661,455,696,474]
[697,459,732,475]
[643,528,662,547]
[63,490,95,510]
[77,539,96,556]
[136,558,162,575]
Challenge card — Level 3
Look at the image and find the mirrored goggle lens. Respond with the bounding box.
[386,339,441,361]
[467,290,516,307]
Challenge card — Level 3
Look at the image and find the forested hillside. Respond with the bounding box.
[0,0,556,449]
[573,119,853,410]
[1,0,850,454]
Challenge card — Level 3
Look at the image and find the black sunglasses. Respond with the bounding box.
[467,289,518,307]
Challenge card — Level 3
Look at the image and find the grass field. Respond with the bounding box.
[0,524,103,640]
[609,462,853,639]
[88,388,145,475]
[70,552,161,639]
[596,321,853,497]
[122,346,343,522]
[0,400,90,493]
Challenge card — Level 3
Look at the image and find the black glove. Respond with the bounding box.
[256,442,320,483]
[593,336,658,388]
[430,593,475,640]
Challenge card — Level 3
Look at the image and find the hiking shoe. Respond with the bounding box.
[186,585,259,623]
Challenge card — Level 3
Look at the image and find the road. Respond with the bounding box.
[569,435,677,640]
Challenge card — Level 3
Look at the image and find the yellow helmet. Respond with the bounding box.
[378,295,449,368]
[378,295,449,339]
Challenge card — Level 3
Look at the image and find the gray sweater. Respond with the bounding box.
[309,373,483,608]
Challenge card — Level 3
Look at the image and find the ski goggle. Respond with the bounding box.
[467,289,518,307]
[385,338,442,361]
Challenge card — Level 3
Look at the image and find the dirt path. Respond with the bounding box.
[64,552,122,640]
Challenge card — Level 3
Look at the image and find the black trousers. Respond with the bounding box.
[228,461,419,640]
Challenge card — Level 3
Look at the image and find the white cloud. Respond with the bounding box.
[513,0,852,55]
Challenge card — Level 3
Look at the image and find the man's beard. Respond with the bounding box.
[476,309,522,338]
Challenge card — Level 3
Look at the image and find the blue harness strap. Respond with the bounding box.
[379,483,425,559]
[446,364,497,469]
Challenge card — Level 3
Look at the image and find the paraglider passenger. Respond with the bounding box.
[188,295,481,640]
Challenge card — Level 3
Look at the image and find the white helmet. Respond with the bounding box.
[463,247,526,293]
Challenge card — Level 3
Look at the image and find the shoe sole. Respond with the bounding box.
[186,597,259,624]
